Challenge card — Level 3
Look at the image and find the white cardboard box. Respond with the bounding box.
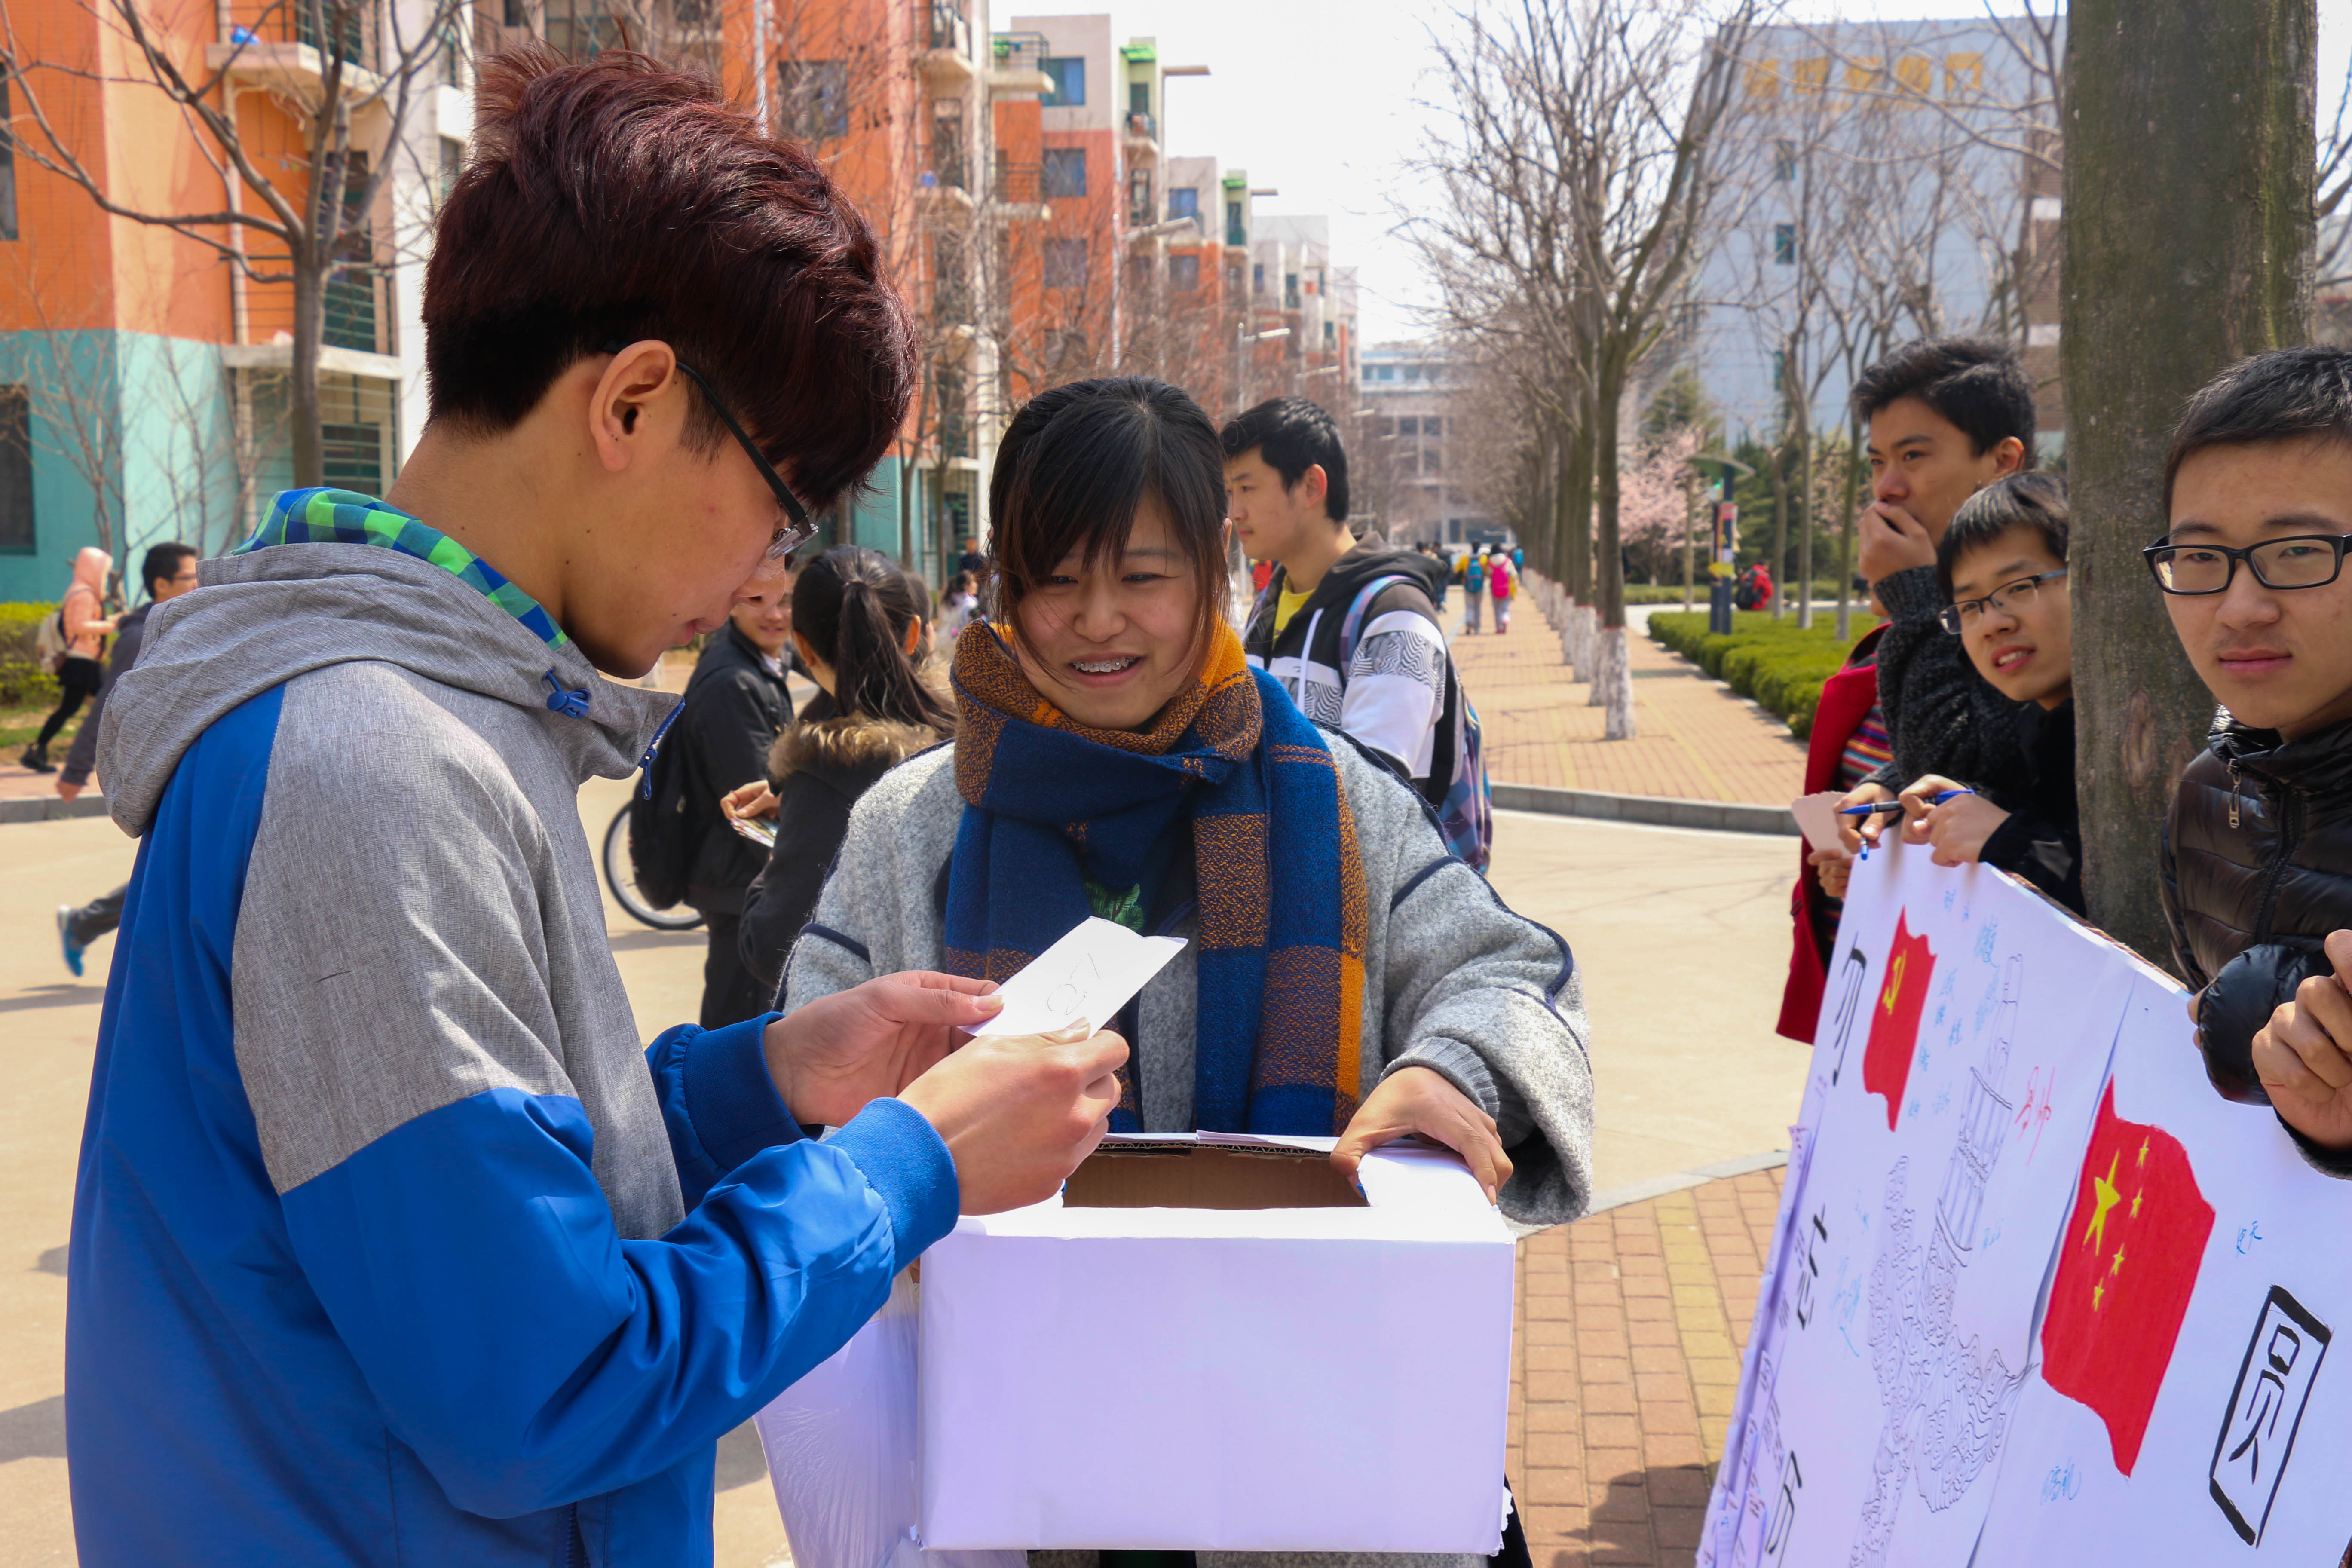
[916,1132,1517,1553]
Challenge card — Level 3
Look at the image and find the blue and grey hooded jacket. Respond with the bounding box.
[71,489,957,1566]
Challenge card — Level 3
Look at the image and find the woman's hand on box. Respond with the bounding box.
[1332,1066,1513,1206]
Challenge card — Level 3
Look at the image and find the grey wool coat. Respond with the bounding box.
[782,733,1597,1231]
[784,732,1596,1568]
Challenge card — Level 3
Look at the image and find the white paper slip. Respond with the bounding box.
[1788,790,1847,854]
[968,916,1188,1039]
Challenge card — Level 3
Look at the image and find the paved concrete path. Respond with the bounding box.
[1453,593,1810,807]
[0,779,1807,1568]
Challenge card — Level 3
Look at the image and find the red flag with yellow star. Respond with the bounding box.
[2039,1079,2214,1476]
[1862,910,1934,1129]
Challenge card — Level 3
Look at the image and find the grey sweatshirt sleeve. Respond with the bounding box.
[1864,564,2030,796]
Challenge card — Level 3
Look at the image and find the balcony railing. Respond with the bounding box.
[926,1,970,55]
[991,31,1048,75]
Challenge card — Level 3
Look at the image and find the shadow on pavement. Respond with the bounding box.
[0,1395,64,1464]
[716,1421,768,1492]
[607,929,706,953]
[36,1246,66,1276]
[0,984,105,1014]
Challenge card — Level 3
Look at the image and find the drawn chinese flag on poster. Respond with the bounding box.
[1862,911,1934,1129]
[2040,1079,2215,1475]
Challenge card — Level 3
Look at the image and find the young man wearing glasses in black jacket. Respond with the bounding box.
[2154,346,2352,1174]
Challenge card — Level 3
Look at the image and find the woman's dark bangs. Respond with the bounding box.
[1003,405,1154,588]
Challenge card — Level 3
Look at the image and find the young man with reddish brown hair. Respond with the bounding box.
[69,47,1124,1566]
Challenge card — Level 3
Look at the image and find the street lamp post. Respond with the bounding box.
[1234,323,1289,416]
[1684,451,1755,635]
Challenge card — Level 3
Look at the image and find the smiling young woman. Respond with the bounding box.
[785,380,1596,1188]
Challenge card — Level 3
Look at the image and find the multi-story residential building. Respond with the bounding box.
[1690,15,2064,450]
[1240,214,1356,416]
[1354,342,1495,548]
[0,0,474,598]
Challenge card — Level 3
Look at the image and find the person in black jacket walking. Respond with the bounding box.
[728,546,952,1000]
[672,557,796,1027]
[56,541,199,975]
[2149,347,2352,1173]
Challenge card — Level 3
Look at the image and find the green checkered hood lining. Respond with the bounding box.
[236,488,570,649]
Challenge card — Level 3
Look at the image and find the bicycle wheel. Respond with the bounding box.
[603,799,704,931]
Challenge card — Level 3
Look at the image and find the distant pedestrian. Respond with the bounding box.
[731,546,954,999]
[22,546,119,773]
[956,538,987,579]
[937,569,980,640]
[55,541,199,977]
[670,556,797,1028]
[1488,550,1514,632]
[1512,544,1523,570]
[1463,548,1487,633]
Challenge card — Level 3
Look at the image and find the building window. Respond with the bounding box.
[323,421,385,496]
[1041,55,1085,107]
[1397,416,1418,437]
[1169,254,1200,290]
[1225,200,1245,247]
[0,386,30,551]
[1042,147,1087,199]
[1424,416,1442,437]
[544,3,615,55]
[1129,81,1149,115]
[1774,138,1796,181]
[1422,447,1442,473]
[1251,262,1264,294]
[778,61,849,140]
[1772,349,1786,390]
[1168,187,1197,221]
[1773,224,1796,265]
[1044,238,1088,289]
[503,0,526,25]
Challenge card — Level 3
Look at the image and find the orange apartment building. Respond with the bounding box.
[0,0,1354,598]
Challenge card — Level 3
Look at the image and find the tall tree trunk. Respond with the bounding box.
[1565,413,1594,604]
[1592,368,1633,738]
[291,248,325,489]
[1797,419,1815,630]
[2065,0,2316,962]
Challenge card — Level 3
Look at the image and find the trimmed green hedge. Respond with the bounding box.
[0,602,59,707]
[1649,609,1880,739]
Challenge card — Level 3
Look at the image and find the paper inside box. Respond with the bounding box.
[1062,1142,1367,1210]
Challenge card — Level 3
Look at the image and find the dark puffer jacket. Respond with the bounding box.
[2162,710,2352,1147]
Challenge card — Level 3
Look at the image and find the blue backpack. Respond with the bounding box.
[1338,575,1493,873]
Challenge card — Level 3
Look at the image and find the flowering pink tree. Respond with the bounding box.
[1617,426,1704,583]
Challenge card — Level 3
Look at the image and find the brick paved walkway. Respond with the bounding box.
[1508,1167,1785,1565]
[1456,595,1806,807]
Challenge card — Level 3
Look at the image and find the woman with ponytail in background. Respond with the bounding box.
[730,546,955,1001]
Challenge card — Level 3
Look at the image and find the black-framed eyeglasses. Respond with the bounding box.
[1938,569,2067,634]
[600,341,813,560]
[2142,533,2352,596]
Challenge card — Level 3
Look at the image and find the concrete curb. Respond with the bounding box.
[1583,1148,1792,1217]
[0,794,111,825]
[1491,780,1798,837]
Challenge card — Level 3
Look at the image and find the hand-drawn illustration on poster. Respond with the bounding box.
[1863,911,1936,1129]
[1702,844,2125,1568]
[2039,1079,2216,1475]
[1975,970,2352,1564]
[2211,1286,2331,1545]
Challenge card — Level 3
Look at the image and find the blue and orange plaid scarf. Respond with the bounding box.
[945,620,1368,1134]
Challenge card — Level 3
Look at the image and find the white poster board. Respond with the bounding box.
[1703,842,2352,1567]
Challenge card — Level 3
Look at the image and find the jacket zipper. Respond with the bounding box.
[2227,763,2242,829]
[2248,784,2305,947]
[564,1503,588,1568]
